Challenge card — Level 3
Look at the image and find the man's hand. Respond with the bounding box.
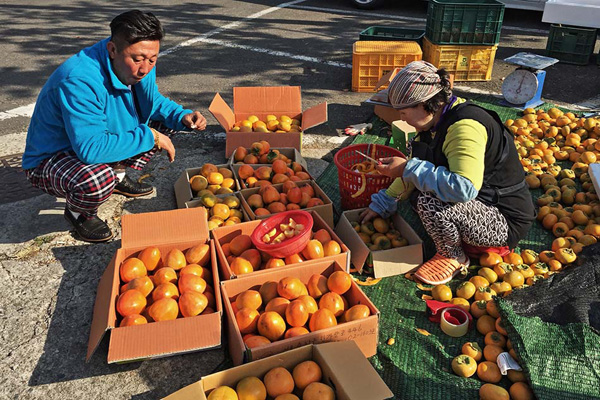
[182,111,207,131]
[377,156,407,179]
[359,208,380,224]
[151,128,176,162]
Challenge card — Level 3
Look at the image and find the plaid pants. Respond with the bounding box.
[416,191,509,259]
[25,149,155,217]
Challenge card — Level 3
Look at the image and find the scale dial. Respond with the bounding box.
[502,69,539,105]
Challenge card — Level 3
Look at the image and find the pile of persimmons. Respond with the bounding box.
[231,270,369,349]
[232,141,298,165]
[222,229,342,276]
[243,181,325,218]
[237,161,311,189]
[116,244,216,326]
[208,360,333,400]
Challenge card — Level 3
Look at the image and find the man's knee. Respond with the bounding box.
[72,164,118,199]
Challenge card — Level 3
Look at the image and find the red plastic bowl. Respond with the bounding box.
[251,210,314,258]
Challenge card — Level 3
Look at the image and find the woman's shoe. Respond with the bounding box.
[414,253,470,285]
[64,209,113,243]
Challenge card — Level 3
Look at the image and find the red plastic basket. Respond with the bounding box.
[251,210,314,258]
[334,144,405,210]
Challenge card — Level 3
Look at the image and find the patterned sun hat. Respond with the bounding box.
[386,61,443,109]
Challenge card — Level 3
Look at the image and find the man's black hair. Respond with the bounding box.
[110,10,164,50]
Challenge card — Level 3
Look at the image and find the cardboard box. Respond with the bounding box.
[239,181,335,228]
[174,164,239,209]
[209,86,328,157]
[334,208,423,278]
[227,147,308,170]
[184,191,251,223]
[231,162,314,190]
[86,208,223,363]
[211,210,350,279]
[221,259,380,366]
[164,341,393,400]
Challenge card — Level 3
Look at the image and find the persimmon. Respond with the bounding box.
[230,235,253,256]
[307,274,329,298]
[231,257,254,275]
[344,304,370,322]
[477,361,502,383]
[122,276,154,297]
[284,326,310,339]
[309,308,337,332]
[204,290,217,309]
[503,252,523,266]
[207,386,237,400]
[303,240,324,260]
[471,300,489,318]
[475,287,496,302]
[178,273,207,294]
[495,317,508,336]
[179,292,208,317]
[479,384,509,400]
[244,335,271,349]
[318,292,345,317]
[180,264,211,281]
[503,271,525,288]
[509,382,534,400]
[451,355,477,377]
[327,271,352,295]
[265,258,285,269]
[235,290,262,310]
[119,314,147,327]
[432,284,452,301]
[486,300,500,318]
[297,295,318,315]
[152,282,180,301]
[477,315,497,335]
[265,297,290,317]
[285,299,309,327]
[240,249,261,270]
[257,311,286,341]
[264,367,294,398]
[292,360,322,391]
[137,247,161,271]
[507,369,527,383]
[148,297,179,321]
[277,277,305,300]
[236,376,267,400]
[462,342,483,361]
[456,281,476,300]
[469,276,490,290]
[303,382,335,400]
[483,344,504,362]
[185,243,210,266]
[450,298,470,312]
[480,251,503,268]
[236,307,260,334]
[484,331,506,347]
[117,289,147,317]
[152,267,177,285]
[120,257,147,283]
[259,281,279,304]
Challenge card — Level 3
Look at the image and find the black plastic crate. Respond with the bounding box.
[426,0,505,45]
[546,24,597,65]
[359,26,425,44]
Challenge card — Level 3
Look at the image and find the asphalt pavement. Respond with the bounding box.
[1,1,599,399]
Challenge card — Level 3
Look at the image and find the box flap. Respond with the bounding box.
[316,341,394,400]
[209,93,235,131]
[233,86,302,116]
[301,102,328,131]
[163,381,205,400]
[335,209,370,273]
[374,67,401,92]
[174,169,194,209]
[107,311,221,363]
[86,251,120,362]
[121,208,209,248]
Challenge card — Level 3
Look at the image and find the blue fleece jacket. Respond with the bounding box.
[23,38,192,170]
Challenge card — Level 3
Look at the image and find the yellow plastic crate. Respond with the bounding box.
[422,37,497,81]
[352,41,422,92]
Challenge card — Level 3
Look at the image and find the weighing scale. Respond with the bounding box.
[501,52,559,110]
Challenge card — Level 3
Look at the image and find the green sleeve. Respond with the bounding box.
[442,119,488,190]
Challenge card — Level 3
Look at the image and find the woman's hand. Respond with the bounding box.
[151,128,176,162]
[182,111,207,131]
[359,208,380,224]
[377,156,407,179]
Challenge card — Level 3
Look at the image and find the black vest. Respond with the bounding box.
[411,101,535,248]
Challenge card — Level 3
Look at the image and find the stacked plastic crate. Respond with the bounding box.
[422,0,505,82]
[351,28,424,92]
[545,24,597,65]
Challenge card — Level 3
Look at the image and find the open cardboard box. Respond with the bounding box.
[231,162,314,190]
[227,147,308,170]
[184,192,251,223]
[221,259,380,366]
[86,208,223,363]
[173,164,239,209]
[164,341,393,400]
[239,181,335,228]
[335,208,423,278]
[209,86,328,157]
[211,210,350,279]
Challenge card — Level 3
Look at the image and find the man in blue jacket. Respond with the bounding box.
[23,10,207,243]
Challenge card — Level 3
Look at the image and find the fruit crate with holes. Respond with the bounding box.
[351,41,422,92]
[422,37,497,81]
[546,24,597,65]
[359,26,425,44]
[426,0,505,45]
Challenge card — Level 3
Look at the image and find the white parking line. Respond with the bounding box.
[0,103,35,121]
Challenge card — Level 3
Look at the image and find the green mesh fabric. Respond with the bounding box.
[496,298,600,400]
[314,96,599,399]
